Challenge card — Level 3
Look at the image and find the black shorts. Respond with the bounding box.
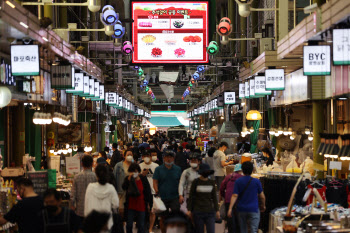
[160,198,180,216]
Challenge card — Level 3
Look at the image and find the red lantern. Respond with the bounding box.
[148,90,152,95]
[188,87,191,91]
[182,97,185,100]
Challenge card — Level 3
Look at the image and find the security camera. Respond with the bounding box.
[206,41,219,55]
[100,5,118,26]
[112,20,125,39]
[88,0,101,13]
[217,17,232,36]
[122,41,134,55]
[235,0,254,17]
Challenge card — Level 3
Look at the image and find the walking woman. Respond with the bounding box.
[122,163,152,233]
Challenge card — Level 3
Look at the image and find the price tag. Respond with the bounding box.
[329,161,342,170]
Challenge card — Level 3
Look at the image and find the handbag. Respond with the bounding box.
[127,177,140,197]
[153,196,167,213]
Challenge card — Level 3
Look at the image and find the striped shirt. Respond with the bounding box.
[71,170,97,217]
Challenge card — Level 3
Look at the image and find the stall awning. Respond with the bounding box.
[150,117,182,127]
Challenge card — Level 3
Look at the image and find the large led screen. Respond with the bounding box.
[131,1,209,64]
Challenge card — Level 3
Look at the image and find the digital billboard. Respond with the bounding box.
[131,1,209,64]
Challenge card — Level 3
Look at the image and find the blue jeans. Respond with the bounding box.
[238,212,260,233]
[126,210,145,233]
[193,212,215,233]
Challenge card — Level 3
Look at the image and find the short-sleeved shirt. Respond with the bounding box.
[153,164,182,201]
[233,176,263,213]
[139,162,159,194]
[213,150,226,177]
[4,195,43,233]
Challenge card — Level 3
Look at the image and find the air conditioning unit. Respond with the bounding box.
[27,93,37,101]
[259,38,273,54]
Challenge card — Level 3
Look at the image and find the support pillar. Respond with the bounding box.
[228,0,236,54]
[278,0,289,40]
[44,5,53,21]
[251,0,259,58]
[313,101,324,179]
[313,0,326,5]
[240,16,247,58]
[59,4,68,28]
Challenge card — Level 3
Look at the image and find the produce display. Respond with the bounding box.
[151,47,163,57]
[173,20,184,28]
[174,48,185,57]
[142,35,156,43]
[183,36,202,42]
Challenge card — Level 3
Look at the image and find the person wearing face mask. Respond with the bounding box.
[85,164,119,231]
[150,149,162,165]
[113,149,134,219]
[178,152,201,213]
[0,178,43,233]
[187,163,219,233]
[41,189,80,233]
[139,150,159,233]
[161,140,169,152]
[122,163,152,233]
[153,150,182,233]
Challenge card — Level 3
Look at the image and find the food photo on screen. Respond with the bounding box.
[131,1,209,64]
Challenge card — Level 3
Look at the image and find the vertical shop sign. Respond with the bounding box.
[333,29,350,65]
[255,76,271,95]
[303,45,331,75]
[249,79,255,97]
[239,83,245,99]
[245,81,249,98]
[265,69,285,91]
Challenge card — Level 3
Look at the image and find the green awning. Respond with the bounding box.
[150,117,182,127]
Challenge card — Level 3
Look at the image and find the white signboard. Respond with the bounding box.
[224,92,235,104]
[99,85,105,100]
[119,96,123,108]
[265,69,285,91]
[83,76,90,95]
[11,45,40,76]
[194,108,198,115]
[255,76,271,95]
[330,161,342,170]
[249,79,255,97]
[89,79,94,96]
[303,45,331,75]
[239,83,245,99]
[245,81,250,98]
[333,29,350,65]
[66,73,84,94]
[66,157,81,175]
[108,92,117,106]
[94,81,100,98]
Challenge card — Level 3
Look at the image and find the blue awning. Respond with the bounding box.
[149,117,182,127]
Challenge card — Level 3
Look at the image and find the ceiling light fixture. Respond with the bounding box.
[42,37,48,42]
[20,22,28,28]
[6,1,15,8]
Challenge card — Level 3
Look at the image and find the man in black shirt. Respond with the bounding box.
[110,142,122,168]
[175,146,189,172]
[41,189,80,233]
[0,178,43,233]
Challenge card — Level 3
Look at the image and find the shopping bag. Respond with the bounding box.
[153,196,166,214]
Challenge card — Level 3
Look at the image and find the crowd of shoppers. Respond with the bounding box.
[0,132,266,233]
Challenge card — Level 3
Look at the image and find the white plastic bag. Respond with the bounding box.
[301,156,314,175]
[153,196,167,214]
[286,155,301,173]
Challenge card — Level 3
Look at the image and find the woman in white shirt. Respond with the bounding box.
[85,164,119,230]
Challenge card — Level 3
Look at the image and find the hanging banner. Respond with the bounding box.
[119,96,123,108]
[94,81,100,98]
[82,76,90,95]
[51,65,74,89]
[11,45,40,76]
[249,79,255,97]
[239,83,245,99]
[333,29,350,65]
[303,45,331,75]
[255,76,271,95]
[194,108,198,115]
[224,92,235,104]
[107,92,117,106]
[66,73,84,94]
[245,81,250,98]
[99,85,105,100]
[89,79,95,97]
[265,69,285,90]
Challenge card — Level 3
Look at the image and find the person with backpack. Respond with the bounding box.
[122,163,152,233]
[220,164,243,233]
[187,163,219,233]
[42,189,80,233]
[227,162,266,233]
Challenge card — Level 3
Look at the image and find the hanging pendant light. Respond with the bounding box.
[249,127,254,133]
[283,128,289,136]
[246,110,262,120]
[269,127,275,135]
[308,133,313,141]
[305,127,311,135]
